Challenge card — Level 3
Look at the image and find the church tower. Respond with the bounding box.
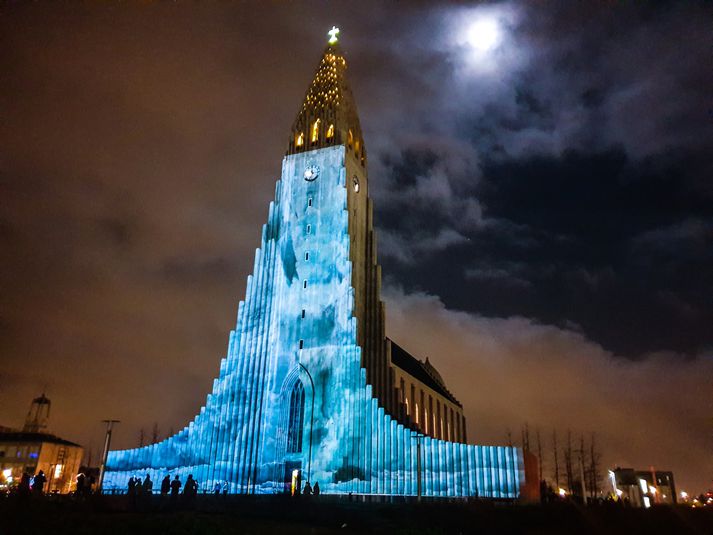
[286,27,392,415]
[103,29,522,499]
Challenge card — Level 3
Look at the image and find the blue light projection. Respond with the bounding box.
[103,145,523,497]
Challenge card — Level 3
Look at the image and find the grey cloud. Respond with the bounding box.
[383,286,713,494]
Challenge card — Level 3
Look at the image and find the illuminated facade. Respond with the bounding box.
[0,395,84,494]
[104,30,523,498]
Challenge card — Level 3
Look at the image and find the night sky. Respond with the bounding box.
[2,2,712,493]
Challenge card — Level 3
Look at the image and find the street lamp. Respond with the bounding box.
[98,419,120,493]
[411,432,425,501]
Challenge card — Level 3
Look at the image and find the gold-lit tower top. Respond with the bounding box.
[287,27,366,166]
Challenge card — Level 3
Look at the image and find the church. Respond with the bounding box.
[103,28,523,498]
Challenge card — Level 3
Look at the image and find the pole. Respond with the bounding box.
[417,438,422,501]
[98,419,120,493]
[411,432,424,501]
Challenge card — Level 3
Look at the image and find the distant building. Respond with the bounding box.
[609,467,677,507]
[0,395,84,494]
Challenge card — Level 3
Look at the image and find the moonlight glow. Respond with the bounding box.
[466,17,500,52]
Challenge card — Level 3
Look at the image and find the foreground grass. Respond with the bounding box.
[1,495,711,535]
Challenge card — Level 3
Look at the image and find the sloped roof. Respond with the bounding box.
[389,341,462,408]
[0,431,81,448]
[286,37,366,163]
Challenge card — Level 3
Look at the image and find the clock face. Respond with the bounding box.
[303,165,320,182]
[352,176,360,193]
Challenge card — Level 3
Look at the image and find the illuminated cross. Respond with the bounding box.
[328,26,340,45]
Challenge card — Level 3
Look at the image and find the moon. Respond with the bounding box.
[466,17,501,52]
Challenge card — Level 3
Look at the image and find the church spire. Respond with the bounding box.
[287,27,366,166]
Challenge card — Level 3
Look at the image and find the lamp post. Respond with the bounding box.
[411,432,425,501]
[97,419,120,493]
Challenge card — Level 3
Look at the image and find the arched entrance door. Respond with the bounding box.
[283,379,305,494]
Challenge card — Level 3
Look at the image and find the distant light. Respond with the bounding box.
[681,491,689,500]
[466,17,500,52]
[558,487,567,497]
[1,469,11,479]
[328,26,340,45]
[643,496,651,508]
[639,478,648,493]
[55,464,63,478]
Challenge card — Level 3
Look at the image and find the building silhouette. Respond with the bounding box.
[103,28,523,497]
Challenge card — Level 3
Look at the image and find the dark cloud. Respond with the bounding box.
[1,1,711,494]
[384,287,713,497]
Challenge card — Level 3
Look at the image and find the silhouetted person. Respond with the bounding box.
[170,475,181,504]
[142,474,153,495]
[161,474,171,495]
[313,482,320,496]
[32,470,46,495]
[128,476,137,508]
[214,482,221,495]
[183,475,197,496]
[19,472,31,496]
[222,481,229,497]
[303,481,312,496]
[76,473,86,495]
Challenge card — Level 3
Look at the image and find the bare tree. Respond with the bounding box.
[552,429,560,490]
[578,434,587,500]
[138,427,145,448]
[151,422,160,444]
[589,433,601,497]
[521,423,530,451]
[536,428,543,482]
[564,430,574,493]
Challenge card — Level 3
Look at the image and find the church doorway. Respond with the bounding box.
[284,461,302,495]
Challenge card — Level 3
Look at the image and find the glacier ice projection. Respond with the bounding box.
[103,38,523,498]
[104,146,522,497]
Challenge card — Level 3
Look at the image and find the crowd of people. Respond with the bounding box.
[297,481,321,497]
[124,473,202,508]
[13,470,48,497]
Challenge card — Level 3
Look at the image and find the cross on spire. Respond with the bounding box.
[328,26,340,45]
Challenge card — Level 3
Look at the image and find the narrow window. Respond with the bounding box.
[348,129,353,148]
[326,123,334,140]
[405,397,410,416]
[306,224,311,234]
[303,280,307,289]
[308,198,313,207]
[301,309,305,319]
[305,252,309,261]
[286,381,305,453]
[311,119,321,143]
[296,132,304,147]
[299,339,304,350]
[415,403,420,424]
